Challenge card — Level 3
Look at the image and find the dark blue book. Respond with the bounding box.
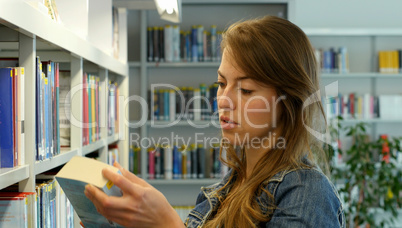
[0,68,14,168]
[35,57,43,161]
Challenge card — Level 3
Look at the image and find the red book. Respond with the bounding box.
[349,93,355,118]
[12,68,18,167]
[148,148,155,180]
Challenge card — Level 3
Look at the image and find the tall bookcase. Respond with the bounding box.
[125,1,402,208]
[126,1,289,206]
[0,1,129,226]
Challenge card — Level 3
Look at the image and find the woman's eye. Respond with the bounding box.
[240,88,253,94]
[214,81,225,87]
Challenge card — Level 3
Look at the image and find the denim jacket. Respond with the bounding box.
[185,166,345,227]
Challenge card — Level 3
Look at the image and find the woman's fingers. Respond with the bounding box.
[113,162,150,188]
[102,167,144,196]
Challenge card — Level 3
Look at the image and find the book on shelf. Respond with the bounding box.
[148,83,219,122]
[129,145,141,175]
[147,24,222,63]
[108,144,119,166]
[36,173,75,228]
[314,46,349,74]
[0,192,36,227]
[134,143,227,180]
[108,81,120,136]
[59,70,71,147]
[378,50,400,74]
[55,156,123,228]
[323,93,402,121]
[0,67,25,168]
[83,73,101,145]
[35,58,61,162]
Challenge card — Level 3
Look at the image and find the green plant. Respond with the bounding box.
[327,118,402,228]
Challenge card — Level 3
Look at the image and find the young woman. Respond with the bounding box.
[84,15,345,227]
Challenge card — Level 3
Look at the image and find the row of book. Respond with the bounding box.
[129,144,228,180]
[0,179,74,227]
[59,72,120,147]
[378,50,402,74]
[0,67,25,168]
[314,47,349,74]
[82,73,101,146]
[324,93,402,120]
[147,25,222,63]
[149,83,219,121]
[35,59,61,162]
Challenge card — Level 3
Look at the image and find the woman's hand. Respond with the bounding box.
[84,162,185,228]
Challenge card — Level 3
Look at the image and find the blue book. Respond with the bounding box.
[164,90,169,120]
[0,68,14,168]
[172,145,179,179]
[35,57,44,161]
[43,62,53,158]
[191,26,198,62]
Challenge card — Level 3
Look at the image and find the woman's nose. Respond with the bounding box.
[217,86,236,111]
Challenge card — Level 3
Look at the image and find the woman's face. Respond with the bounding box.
[217,50,282,149]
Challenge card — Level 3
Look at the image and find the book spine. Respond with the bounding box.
[148,147,155,180]
[91,76,96,142]
[164,90,169,121]
[197,25,204,62]
[187,87,194,120]
[164,146,172,180]
[172,25,180,62]
[211,25,217,62]
[159,27,165,62]
[197,144,205,178]
[191,144,198,179]
[164,25,173,62]
[191,26,198,62]
[18,67,25,166]
[169,89,176,121]
[55,64,60,155]
[181,147,187,179]
[193,88,201,121]
[12,68,18,167]
[155,147,161,179]
[147,27,153,62]
[186,146,192,179]
[153,26,159,62]
[0,68,14,167]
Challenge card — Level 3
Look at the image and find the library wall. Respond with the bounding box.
[292,0,402,28]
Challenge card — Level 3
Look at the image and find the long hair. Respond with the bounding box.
[203,15,328,228]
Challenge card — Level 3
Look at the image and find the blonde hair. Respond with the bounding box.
[204,15,327,228]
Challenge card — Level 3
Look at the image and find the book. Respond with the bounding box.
[0,68,14,168]
[55,156,123,228]
[0,193,29,227]
[17,67,25,166]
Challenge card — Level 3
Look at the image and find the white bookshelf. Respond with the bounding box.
[0,2,129,224]
[0,165,30,190]
[34,148,79,175]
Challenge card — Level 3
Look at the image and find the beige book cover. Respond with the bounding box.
[56,156,123,228]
